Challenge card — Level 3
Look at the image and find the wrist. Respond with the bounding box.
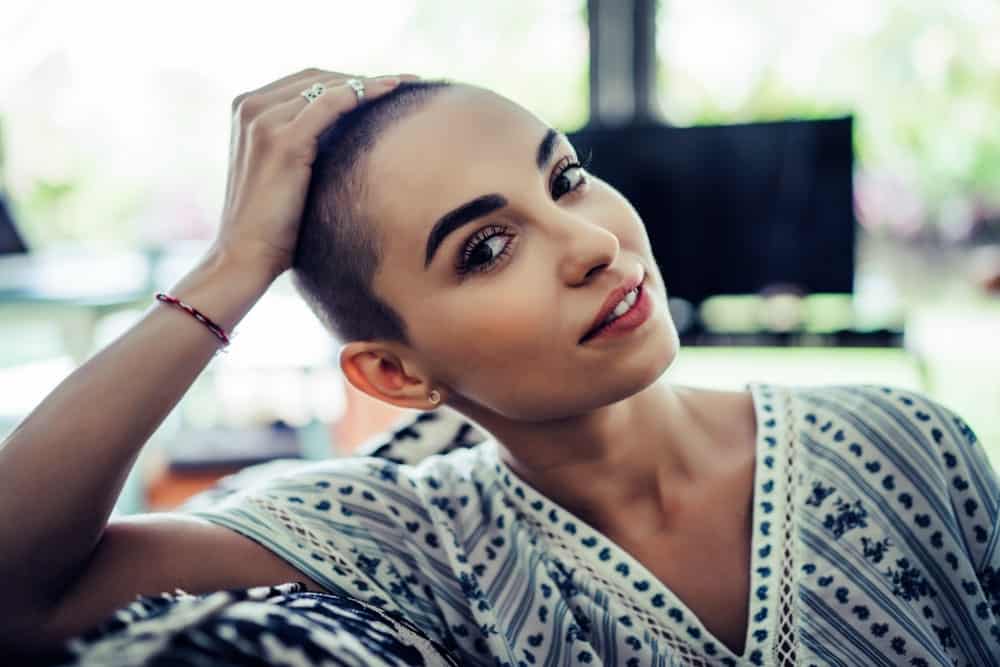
[209,241,290,284]
[167,246,277,335]
[198,244,279,290]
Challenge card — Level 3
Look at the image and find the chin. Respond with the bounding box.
[628,326,679,393]
[457,317,680,424]
[531,347,680,421]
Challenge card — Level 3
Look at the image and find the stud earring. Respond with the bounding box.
[428,389,441,405]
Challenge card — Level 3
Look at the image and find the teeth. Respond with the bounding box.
[603,287,639,324]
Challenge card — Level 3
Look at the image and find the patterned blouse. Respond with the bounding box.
[184,383,1000,666]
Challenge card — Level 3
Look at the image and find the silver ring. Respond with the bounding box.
[345,78,365,102]
[300,82,326,103]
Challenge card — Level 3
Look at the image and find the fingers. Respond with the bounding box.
[233,71,347,127]
[248,74,394,133]
[222,71,418,210]
[231,69,355,115]
[225,69,364,208]
[233,69,404,133]
[292,75,407,138]
[224,71,344,206]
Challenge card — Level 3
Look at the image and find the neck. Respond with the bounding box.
[461,380,755,542]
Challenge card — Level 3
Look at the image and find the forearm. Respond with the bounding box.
[0,246,275,611]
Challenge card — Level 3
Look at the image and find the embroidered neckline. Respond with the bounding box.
[483,382,799,666]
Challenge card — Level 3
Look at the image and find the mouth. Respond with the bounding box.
[579,272,646,344]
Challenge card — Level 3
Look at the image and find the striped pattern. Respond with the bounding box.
[188,383,1000,666]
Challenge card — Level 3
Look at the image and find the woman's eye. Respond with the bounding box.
[551,164,586,200]
[469,235,506,266]
[459,232,512,275]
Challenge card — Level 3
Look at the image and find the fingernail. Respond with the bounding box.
[379,76,400,87]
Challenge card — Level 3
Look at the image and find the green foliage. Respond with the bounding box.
[15,174,139,247]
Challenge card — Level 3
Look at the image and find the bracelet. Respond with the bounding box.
[154,292,232,349]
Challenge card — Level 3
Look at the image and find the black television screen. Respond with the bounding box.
[567,117,855,306]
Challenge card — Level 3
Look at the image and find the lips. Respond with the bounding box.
[579,271,645,343]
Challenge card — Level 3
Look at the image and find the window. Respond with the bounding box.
[656,0,1000,238]
[1,0,588,248]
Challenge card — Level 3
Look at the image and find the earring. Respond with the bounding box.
[428,389,441,405]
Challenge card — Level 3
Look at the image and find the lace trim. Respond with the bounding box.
[772,389,800,666]
[520,509,708,661]
[513,384,801,666]
[251,496,366,585]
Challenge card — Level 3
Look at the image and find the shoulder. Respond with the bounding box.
[784,383,986,470]
[788,384,997,537]
[784,383,993,511]
[786,386,1000,659]
[186,442,499,547]
[201,443,495,519]
[183,445,498,620]
[787,383,980,453]
[355,409,488,466]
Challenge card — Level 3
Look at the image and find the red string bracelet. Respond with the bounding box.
[154,292,232,350]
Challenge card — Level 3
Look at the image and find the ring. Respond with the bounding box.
[345,78,365,103]
[300,82,326,103]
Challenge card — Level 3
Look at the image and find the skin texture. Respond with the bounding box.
[338,85,758,544]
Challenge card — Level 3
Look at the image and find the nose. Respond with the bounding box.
[556,214,620,286]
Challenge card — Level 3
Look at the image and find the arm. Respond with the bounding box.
[0,68,410,655]
[0,250,308,648]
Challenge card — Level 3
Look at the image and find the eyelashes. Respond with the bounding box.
[549,148,593,196]
[455,224,517,277]
[455,152,592,277]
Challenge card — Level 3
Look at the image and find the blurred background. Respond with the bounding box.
[1,0,998,514]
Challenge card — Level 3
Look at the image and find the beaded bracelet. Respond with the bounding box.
[154,292,232,350]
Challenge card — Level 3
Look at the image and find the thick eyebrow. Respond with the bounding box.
[424,128,563,270]
[536,127,559,169]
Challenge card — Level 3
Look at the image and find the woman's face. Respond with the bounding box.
[362,85,680,422]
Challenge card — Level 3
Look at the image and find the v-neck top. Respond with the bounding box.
[186,383,1000,666]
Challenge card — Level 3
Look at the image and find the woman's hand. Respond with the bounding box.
[212,68,412,280]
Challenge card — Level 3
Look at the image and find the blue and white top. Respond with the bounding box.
[185,383,1000,666]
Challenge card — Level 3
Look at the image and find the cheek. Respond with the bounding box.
[419,293,557,378]
[449,300,546,358]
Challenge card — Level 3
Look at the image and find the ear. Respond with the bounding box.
[338,341,440,410]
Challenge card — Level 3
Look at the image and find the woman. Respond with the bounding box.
[0,68,997,666]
